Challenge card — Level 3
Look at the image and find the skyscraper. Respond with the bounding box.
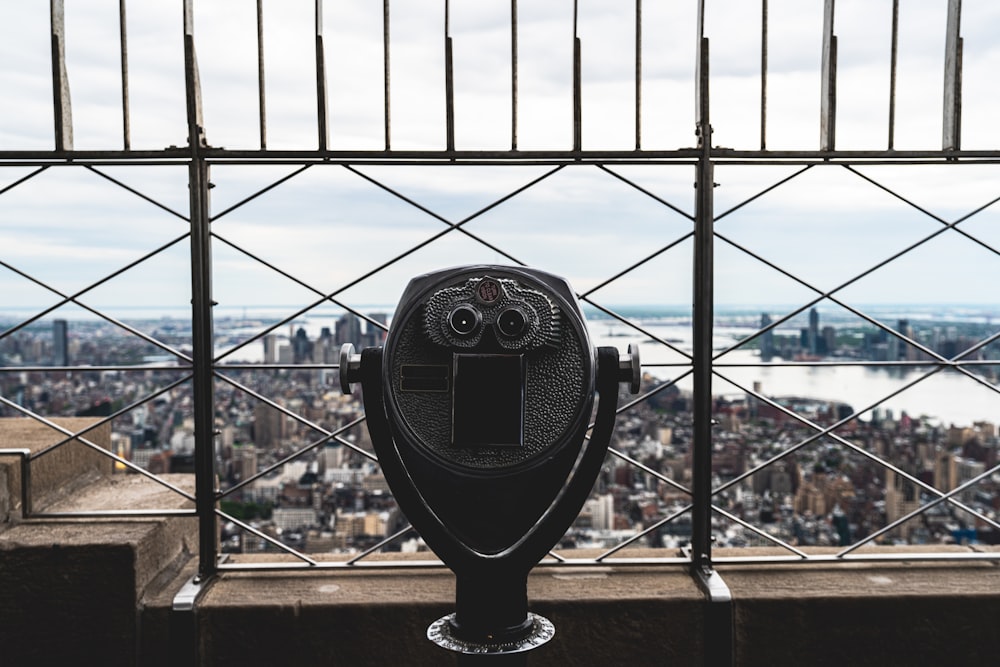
[314,327,334,364]
[760,313,774,360]
[808,307,819,355]
[822,326,836,356]
[292,327,313,364]
[897,318,914,360]
[53,319,68,366]
[335,313,362,346]
[262,334,278,364]
[363,312,388,348]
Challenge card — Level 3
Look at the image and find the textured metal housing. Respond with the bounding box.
[384,266,593,472]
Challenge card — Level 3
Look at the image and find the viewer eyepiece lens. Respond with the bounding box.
[448,305,482,337]
[496,307,528,338]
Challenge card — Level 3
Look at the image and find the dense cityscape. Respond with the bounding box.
[1,306,999,558]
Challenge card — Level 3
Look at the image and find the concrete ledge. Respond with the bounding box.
[157,547,1000,666]
[0,473,196,667]
[190,559,703,666]
[6,494,1000,667]
[0,417,112,520]
[717,547,1000,666]
[0,518,195,666]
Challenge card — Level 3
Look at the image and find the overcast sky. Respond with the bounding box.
[2,1,1000,320]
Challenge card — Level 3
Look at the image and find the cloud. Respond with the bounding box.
[3,2,1000,312]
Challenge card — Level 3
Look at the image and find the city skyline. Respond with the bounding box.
[3,307,997,559]
[4,303,997,430]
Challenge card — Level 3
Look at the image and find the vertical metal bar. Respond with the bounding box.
[943,0,962,151]
[183,1,205,150]
[183,0,216,579]
[256,0,267,149]
[21,451,32,518]
[315,0,329,151]
[760,0,768,151]
[119,0,131,150]
[956,36,963,149]
[694,0,706,129]
[634,0,642,151]
[692,8,732,662]
[445,0,454,151]
[511,0,519,150]
[888,0,898,150]
[692,33,714,579]
[49,0,74,151]
[573,0,581,152]
[383,0,391,150]
[820,0,836,151]
[190,160,216,578]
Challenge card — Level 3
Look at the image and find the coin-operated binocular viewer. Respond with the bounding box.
[341,265,639,659]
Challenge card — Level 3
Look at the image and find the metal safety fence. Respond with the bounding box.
[2,1,1000,616]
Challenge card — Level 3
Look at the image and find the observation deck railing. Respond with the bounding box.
[2,4,1000,661]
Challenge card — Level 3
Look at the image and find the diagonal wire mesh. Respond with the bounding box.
[3,0,1000,576]
[204,161,700,564]
[706,164,1000,558]
[0,165,198,517]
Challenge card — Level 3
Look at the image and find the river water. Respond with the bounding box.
[592,321,1000,429]
[213,311,1000,429]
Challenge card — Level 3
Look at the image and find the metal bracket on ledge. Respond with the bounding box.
[171,572,215,665]
[692,565,734,667]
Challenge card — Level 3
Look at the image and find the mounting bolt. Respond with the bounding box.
[618,343,641,394]
[339,344,363,395]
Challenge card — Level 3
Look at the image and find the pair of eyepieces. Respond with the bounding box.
[448,304,528,339]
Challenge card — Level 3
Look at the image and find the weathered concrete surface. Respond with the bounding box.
[7,536,1000,665]
[0,474,196,667]
[43,471,196,513]
[716,546,1000,667]
[154,547,1000,666]
[190,556,703,667]
[0,416,112,520]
